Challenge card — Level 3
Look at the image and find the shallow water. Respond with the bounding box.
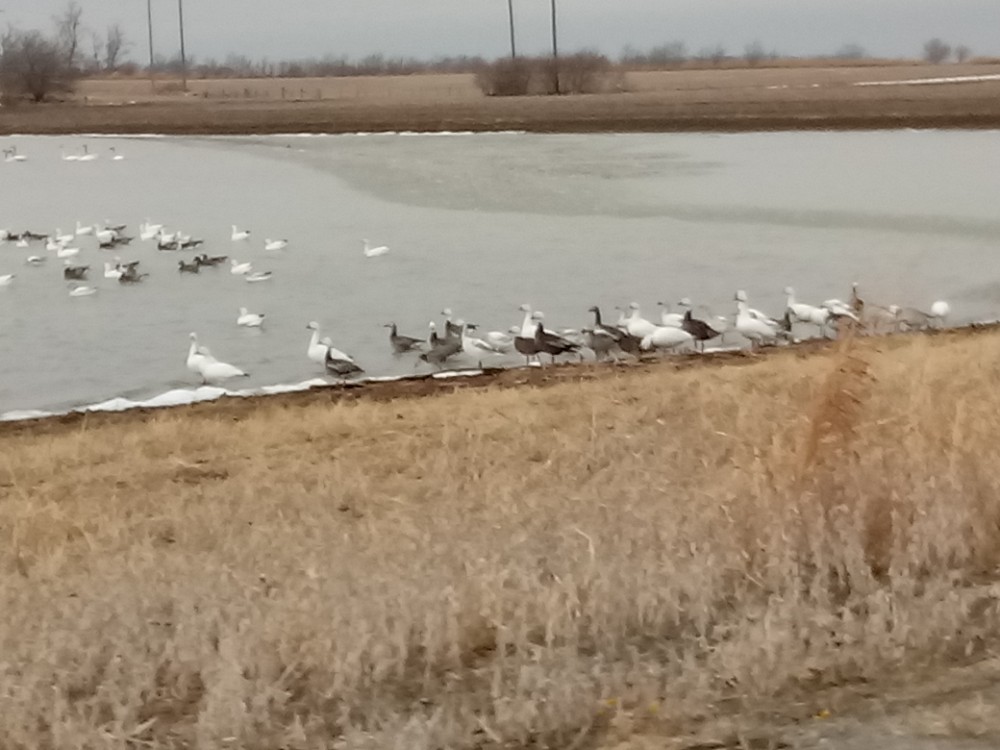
[1,130,998,415]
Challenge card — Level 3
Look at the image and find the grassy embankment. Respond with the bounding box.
[3,327,1000,748]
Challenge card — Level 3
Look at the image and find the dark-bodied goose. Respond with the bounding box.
[325,347,364,378]
[420,322,462,367]
[62,262,89,280]
[178,259,200,274]
[677,301,721,352]
[534,320,580,364]
[588,305,641,354]
[195,253,228,267]
[385,322,424,353]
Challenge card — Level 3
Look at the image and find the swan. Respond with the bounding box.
[231,225,251,241]
[245,271,273,283]
[104,262,123,280]
[362,238,389,257]
[77,145,97,162]
[735,293,781,349]
[68,283,96,296]
[230,259,252,275]
[56,245,80,259]
[264,238,288,251]
[656,301,684,328]
[237,307,265,327]
[75,221,94,236]
[0,274,15,286]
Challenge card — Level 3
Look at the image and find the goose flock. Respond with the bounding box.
[2,208,955,390]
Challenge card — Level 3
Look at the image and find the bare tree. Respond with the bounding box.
[104,24,130,71]
[0,28,78,102]
[923,38,952,64]
[53,1,84,69]
[955,45,971,63]
[744,40,766,66]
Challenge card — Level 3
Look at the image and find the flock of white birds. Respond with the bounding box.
[1,141,954,392]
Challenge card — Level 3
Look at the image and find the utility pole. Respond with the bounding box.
[177,0,188,91]
[146,0,155,91]
[507,0,516,58]
[550,0,559,94]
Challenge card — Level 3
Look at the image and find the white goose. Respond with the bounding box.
[109,147,124,161]
[231,225,251,241]
[237,307,265,327]
[60,147,79,162]
[784,286,830,330]
[3,147,26,162]
[104,262,123,280]
[461,324,504,356]
[656,301,684,328]
[68,283,97,296]
[362,238,389,257]
[620,302,658,340]
[139,222,162,241]
[734,292,781,349]
[230,259,253,275]
[930,300,951,326]
[305,321,355,366]
[641,324,694,352]
[75,221,95,237]
[25,255,45,266]
[264,238,288,252]
[56,245,80,259]
[186,332,248,383]
[0,273,15,286]
[77,145,98,162]
[245,271,272,283]
[54,229,74,245]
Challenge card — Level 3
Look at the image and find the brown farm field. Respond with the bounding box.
[6,327,1000,748]
[2,63,1000,134]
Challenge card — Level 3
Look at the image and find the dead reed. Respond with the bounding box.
[1,328,1000,748]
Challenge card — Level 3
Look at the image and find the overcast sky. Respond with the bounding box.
[3,1,998,63]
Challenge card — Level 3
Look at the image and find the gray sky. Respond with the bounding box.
[3,1,998,64]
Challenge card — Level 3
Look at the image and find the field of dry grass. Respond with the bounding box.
[2,63,999,135]
[4,327,1000,748]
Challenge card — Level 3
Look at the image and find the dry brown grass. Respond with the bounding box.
[3,329,1000,749]
[2,63,998,136]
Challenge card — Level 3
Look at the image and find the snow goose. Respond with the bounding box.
[245,271,272,283]
[75,221,95,237]
[620,302,658,340]
[362,238,389,257]
[656,301,685,328]
[139,223,161,242]
[185,333,212,375]
[15,238,29,248]
[63,261,89,280]
[53,229,74,245]
[59,147,79,162]
[68,283,96,296]
[385,322,424,353]
[231,225,251,241]
[420,322,463,367]
[784,286,830,332]
[677,300,722,351]
[25,255,46,266]
[306,323,360,369]
[482,329,514,353]
[930,301,951,327]
[325,347,364,379]
[3,147,26,162]
[533,315,581,364]
[0,274,15,286]
[264,238,288,252]
[103,262,123,280]
[461,324,505,357]
[237,307,265,328]
[587,305,640,354]
[109,147,124,161]
[230,259,253,275]
[640,324,694,352]
[94,227,117,244]
[77,145,98,162]
[734,292,781,350]
[440,308,465,340]
[56,245,80,259]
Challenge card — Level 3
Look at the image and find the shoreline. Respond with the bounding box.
[4,323,995,438]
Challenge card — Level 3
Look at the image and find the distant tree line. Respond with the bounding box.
[0,2,986,105]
